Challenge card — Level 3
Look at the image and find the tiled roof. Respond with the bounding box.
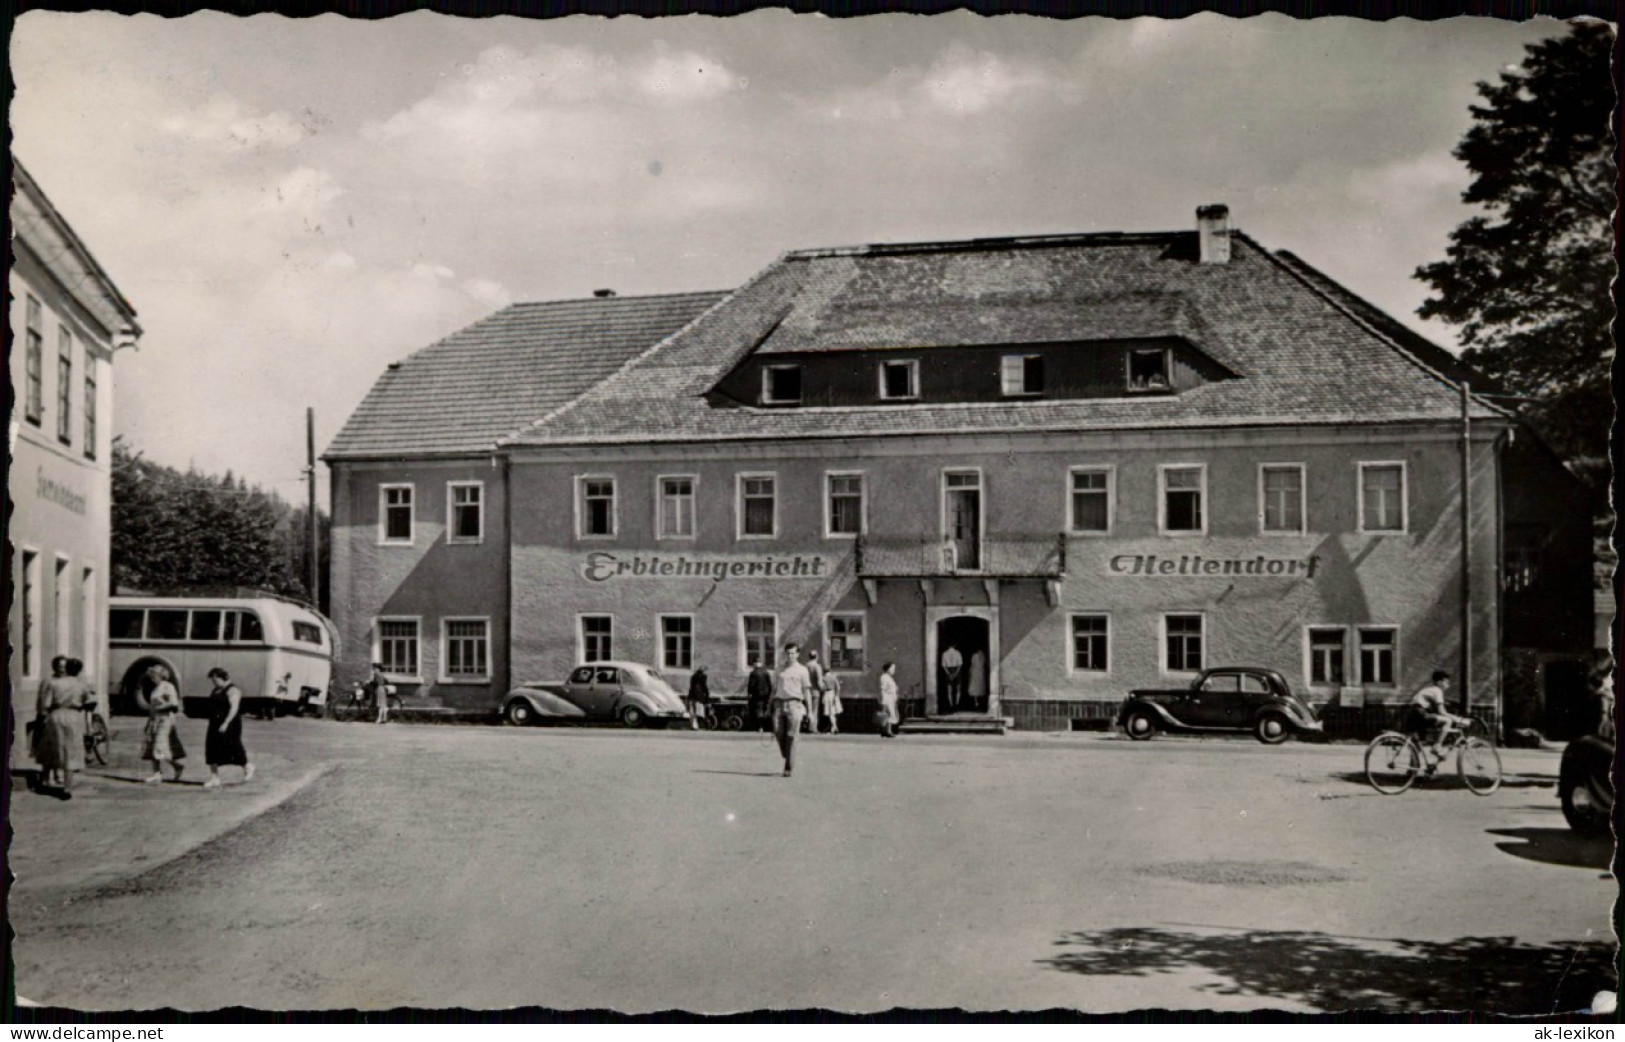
[508,230,1501,448]
[325,291,726,459]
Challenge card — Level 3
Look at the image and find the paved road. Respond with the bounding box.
[9,718,1615,1013]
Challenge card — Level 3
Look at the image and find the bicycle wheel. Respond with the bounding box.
[85,714,110,766]
[1457,737,1502,795]
[1365,733,1421,794]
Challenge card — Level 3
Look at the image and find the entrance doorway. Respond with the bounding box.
[936,615,991,715]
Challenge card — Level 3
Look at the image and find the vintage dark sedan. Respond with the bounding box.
[1116,666,1323,744]
[502,661,691,728]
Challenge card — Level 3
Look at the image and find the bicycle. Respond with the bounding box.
[82,703,111,767]
[1364,715,1502,795]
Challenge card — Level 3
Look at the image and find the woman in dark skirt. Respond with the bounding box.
[203,667,255,789]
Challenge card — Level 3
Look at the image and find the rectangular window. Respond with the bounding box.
[1069,467,1112,534]
[233,610,265,643]
[448,482,483,543]
[54,556,71,656]
[1071,614,1109,672]
[377,619,420,677]
[1001,354,1044,396]
[1129,348,1171,391]
[83,365,97,459]
[444,619,490,679]
[879,360,919,400]
[1165,614,1204,672]
[190,610,223,642]
[56,328,73,445]
[292,620,323,645]
[21,551,40,678]
[81,567,97,682]
[1504,523,1546,593]
[110,608,145,642]
[581,616,613,663]
[660,616,693,670]
[148,609,189,641]
[579,477,616,538]
[1308,627,1346,686]
[1260,465,1305,534]
[25,296,43,425]
[739,474,777,538]
[1161,465,1206,534]
[741,615,777,671]
[380,485,414,544]
[1359,463,1406,533]
[658,476,696,538]
[826,613,865,671]
[762,364,802,404]
[826,472,864,537]
[1358,628,1397,686]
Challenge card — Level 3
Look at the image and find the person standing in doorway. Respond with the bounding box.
[772,643,812,777]
[687,665,712,729]
[878,662,900,738]
[805,650,827,734]
[967,649,987,714]
[747,657,774,732]
[203,667,255,789]
[941,643,963,712]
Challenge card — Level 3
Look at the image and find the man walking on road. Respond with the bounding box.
[773,643,812,777]
[746,657,774,732]
[805,650,826,734]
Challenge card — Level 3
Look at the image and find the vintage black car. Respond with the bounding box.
[1116,666,1323,744]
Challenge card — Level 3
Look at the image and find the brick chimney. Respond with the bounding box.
[1196,204,1231,265]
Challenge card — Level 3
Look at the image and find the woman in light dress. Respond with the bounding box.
[877,662,900,739]
[822,671,844,735]
[141,664,186,784]
[34,656,87,794]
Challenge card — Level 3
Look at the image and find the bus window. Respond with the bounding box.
[110,608,145,641]
[292,620,323,645]
[238,610,265,643]
[190,611,223,642]
[148,610,189,641]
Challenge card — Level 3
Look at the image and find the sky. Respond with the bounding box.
[9,12,1583,505]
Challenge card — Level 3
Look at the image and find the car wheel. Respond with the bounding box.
[1124,710,1157,741]
[723,712,744,732]
[620,705,647,728]
[504,700,534,727]
[1253,712,1291,745]
[1560,738,1613,832]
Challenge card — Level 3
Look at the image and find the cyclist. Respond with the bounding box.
[1407,669,1462,771]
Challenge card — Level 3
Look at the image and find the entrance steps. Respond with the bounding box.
[898,714,1012,735]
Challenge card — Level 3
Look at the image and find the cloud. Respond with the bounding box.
[631,47,743,102]
[1347,153,1469,208]
[919,44,1079,115]
[158,94,307,152]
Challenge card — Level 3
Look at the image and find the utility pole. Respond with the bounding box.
[306,407,319,611]
[1460,381,1472,716]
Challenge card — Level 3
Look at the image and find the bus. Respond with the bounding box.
[107,595,338,719]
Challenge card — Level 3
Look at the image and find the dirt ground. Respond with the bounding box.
[8,717,1617,1014]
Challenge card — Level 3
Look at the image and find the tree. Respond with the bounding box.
[111,437,327,607]
[1414,21,1614,499]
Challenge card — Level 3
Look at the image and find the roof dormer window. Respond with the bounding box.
[762,364,802,405]
[878,360,919,401]
[1001,354,1044,397]
[1128,347,1172,392]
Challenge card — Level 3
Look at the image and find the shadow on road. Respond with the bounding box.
[1327,770,1555,791]
[1487,827,1614,871]
[1039,926,1615,1013]
[692,769,785,778]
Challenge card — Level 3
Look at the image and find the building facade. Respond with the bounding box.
[9,159,141,763]
[327,209,1591,735]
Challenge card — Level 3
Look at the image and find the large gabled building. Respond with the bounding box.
[327,207,1592,735]
[9,158,142,766]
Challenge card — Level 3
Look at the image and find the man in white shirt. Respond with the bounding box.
[773,644,812,777]
[941,644,964,712]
